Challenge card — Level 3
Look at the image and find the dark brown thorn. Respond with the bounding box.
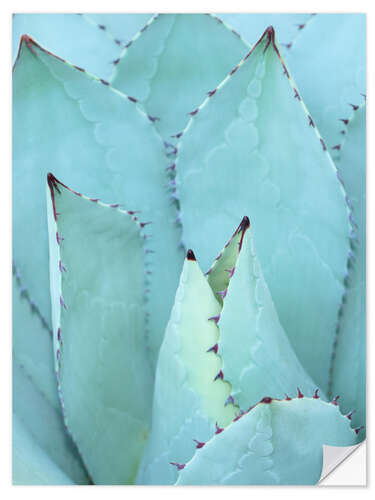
[207,343,218,354]
[230,65,239,76]
[215,423,224,434]
[208,315,220,324]
[113,58,120,65]
[293,88,301,100]
[125,41,133,49]
[331,395,340,406]
[186,249,196,261]
[313,388,320,399]
[100,79,109,86]
[320,138,327,151]
[349,103,359,111]
[296,23,305,30]
[114,39,122,46]
[140,24,149,33]
[166,163,176,171]
[189,108,199,116]
[340,118,349,125]
[332,144,341,151]
[98,24,106,30]
[74,65,85,72]
[354,426,364,435]
[282,64,290,78]
[282,42,293,49]
[232,29,241,38]
[214,370,224,381]
[285,393,292,400]
[225,395,234,406]
[260,397,273,404]
[171,132,183,139]
[297,387,304,398]
[170,462,185,471]
[128,96,138,103]
[148,115,160,122]
[346,410,355,420]
[193,439,205,449]
[207,89,217,97]
[308,115,315,127]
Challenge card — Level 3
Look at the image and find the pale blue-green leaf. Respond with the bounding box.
[136,253,236,485]
[217,226,319,408]
[111,13,250,138]
[13,37,182,369]
[13,361,89,484]
[176,27,351,393]
[47,176,153,484]
[12,14,122,80]
[12,273,58,410]
[13,414,74,485]
[285,14,366,148]
[216,13,313,46]
[176,397,357,485]
[331,104,366,440]
[84,13,153,44]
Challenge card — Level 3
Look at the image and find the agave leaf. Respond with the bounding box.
[176,27,351,393]
[216,13,313,46]
[13,36,182,369]
[12,14,123,80]
[111,13,249,138]
[12,272,58,410]
[13,414,74,485]
[46,175,153,484]
[176,396,357,485]
[136,250,236,485]
[285,14,366,148]
[209,218,319,409]
[84,13,153,44]
[13,361,89,484]
[331,104,366,440]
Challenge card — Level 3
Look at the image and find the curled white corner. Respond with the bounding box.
[319,441,366,485]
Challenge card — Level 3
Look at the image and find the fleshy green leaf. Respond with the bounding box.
[176,397,357,485]
[13,415,74,485]
[13,36,182,370]
[216,13,313,46]
[176,27,351,393]
[111,13,249,138]
[285,14,366,148]
[46,174,153,484]
[136,251,236,485]
[331,104,366,439]
[13,361,89,484]
[12,272,89,484]
[210,218,319,409]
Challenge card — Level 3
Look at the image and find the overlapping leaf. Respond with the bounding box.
[331,104,366,439]
[46,175,153,484]
[136,250,236,485]
[13,36,182,370]
[176,397,357,485]
[111,13,249,138]
[175,27,351,392]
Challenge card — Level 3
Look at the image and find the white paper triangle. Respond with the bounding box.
[319,441,366,485]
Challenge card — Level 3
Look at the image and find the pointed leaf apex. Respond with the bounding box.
[239,216,250,232]
[186,249,196,261]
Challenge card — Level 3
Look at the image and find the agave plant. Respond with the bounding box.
[12,13,366,485]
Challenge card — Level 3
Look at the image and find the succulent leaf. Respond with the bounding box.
[13,361,89,484]
[13,36,182,370]
[330,104,366,439]
[13,415,75,485]
[216,13,313,46]
[12,14,151,80]
[176,396,357,485]
[176,26,351,393]
[46,175,153,484]
[213,220,319,408]
[136,251,236,485]
[285,14,366,148]
[111,13,249,138]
